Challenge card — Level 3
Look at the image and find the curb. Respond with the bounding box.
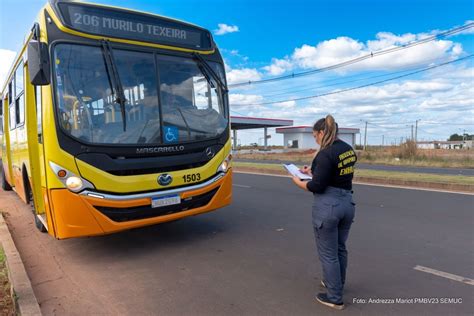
[0,214,42,316]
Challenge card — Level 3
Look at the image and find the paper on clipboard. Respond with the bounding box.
[283,164,312,180]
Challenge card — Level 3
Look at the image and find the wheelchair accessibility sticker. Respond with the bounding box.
[163,126,179,144]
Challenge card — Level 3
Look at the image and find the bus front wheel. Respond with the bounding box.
[34,215,47,233]
[1,166,12,191]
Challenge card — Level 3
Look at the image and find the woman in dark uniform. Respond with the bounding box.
[292,114,357,310]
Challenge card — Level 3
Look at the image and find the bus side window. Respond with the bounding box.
[8,82,12,104]
[15,96,25,126]
[7,86,14,131]
[36,87,42,143]
[9,101,15,130]
[14,62,25,126]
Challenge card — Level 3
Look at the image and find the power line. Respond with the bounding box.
[230,109,253,117]
[420,122,473,126]
[416,128,444,135]
[228,22,474,88]
[368,122,411,130]
[231,54,473,107]
[255,57,451,99]
[362,119,473,126]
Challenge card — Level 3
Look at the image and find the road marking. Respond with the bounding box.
[233,184,252,188]
[414,265,474,285]
[235,171,290,178]
[234,171,474,195]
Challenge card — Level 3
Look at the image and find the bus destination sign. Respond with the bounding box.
[57,3,212,50]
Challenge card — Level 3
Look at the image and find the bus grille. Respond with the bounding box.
[108,161,208,176]
[93,187,219,222]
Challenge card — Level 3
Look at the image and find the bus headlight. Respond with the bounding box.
[49,161,95,193]
[66,176,83,192]
[217,154,232,173]
[220,160,229,172]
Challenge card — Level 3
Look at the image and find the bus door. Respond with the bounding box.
[10,61,29,202]
[3,86,15,188]
[25,63,47,220]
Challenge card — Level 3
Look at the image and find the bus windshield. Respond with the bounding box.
[53,43,228,145]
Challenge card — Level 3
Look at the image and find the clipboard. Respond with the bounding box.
[283,163,312,180]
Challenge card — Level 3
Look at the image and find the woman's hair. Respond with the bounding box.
[313,114,338,150]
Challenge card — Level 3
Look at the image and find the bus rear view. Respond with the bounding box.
[1,0,232,238]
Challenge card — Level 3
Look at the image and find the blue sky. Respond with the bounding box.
[1,0,473,145]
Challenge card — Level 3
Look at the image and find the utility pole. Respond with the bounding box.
[415,119,420,143]
[411,125,414,141]
[364,121,368,151]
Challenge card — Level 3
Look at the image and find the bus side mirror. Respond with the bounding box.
[28,40,50,86]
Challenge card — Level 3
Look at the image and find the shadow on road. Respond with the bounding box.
[60,213,234,263]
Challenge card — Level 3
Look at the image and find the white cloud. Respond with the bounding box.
[264,24,468,75]
[229,93,264,106]
[0,49,16,87]
[262,57,293,75]
[278,100,296,108]
[214,23,239,36]
[226,67,262,85]
[459,20,474,35]
[221,48,250,64]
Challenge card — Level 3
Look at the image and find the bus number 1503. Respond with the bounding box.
[182,173,201,183]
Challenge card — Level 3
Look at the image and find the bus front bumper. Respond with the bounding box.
[48,170,232,239]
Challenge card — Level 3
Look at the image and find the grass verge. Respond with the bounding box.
[236,148,474,169]
[233,162,474,192]
[0,247,15,315]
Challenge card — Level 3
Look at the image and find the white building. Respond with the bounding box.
[417,140,472,150]
[276,126,360,149]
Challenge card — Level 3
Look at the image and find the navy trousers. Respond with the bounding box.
[312,186,355,304]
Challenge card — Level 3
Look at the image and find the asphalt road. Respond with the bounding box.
[3,173,474,315]
[236,158,474,176]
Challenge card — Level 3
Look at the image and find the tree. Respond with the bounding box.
[448,133,473,141]
[449,133,462,141]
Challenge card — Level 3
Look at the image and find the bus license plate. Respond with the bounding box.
[151,195,181,208]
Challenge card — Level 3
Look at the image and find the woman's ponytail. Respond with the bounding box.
[313,114,338,150]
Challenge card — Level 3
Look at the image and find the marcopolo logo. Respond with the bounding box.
[158,174,173,186]
[136,145,185,154]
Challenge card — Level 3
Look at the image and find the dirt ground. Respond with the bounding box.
[0,190,106,315]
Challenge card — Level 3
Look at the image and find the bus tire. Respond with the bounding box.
[24,170,47,233]
[34,215,48,233]
[1,166,12,191]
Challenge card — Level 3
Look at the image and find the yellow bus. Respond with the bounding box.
[0,0,232,239]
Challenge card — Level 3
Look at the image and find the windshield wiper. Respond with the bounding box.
[192,53,228,94]
[177,108,192,139]
[101,40,127,132]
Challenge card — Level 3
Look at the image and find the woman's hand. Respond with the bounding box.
[300,165,311,175]
[292,176,309,191]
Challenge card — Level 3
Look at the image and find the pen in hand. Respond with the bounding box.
[300,165,311,175]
